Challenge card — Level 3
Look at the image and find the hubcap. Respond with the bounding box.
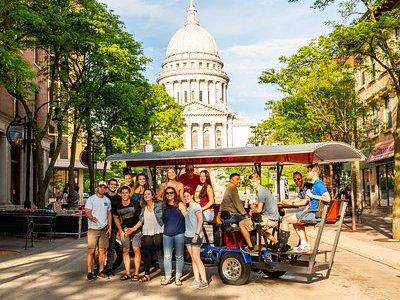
[222,257,242,281]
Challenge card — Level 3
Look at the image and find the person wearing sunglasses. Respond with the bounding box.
[285,172,313,207]
[161,187,187,286]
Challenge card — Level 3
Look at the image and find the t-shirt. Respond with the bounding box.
[185,203,203,238]
[85,194,111,229]
[309,179,328,211]
[163,205,185,236]
[112,200,141,229]
[105,192,121,226]
[258,186,279,221]
[179,173,201,192]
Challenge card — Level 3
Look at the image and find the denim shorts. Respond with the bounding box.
[295,209,320,223]
[184,236,203,246]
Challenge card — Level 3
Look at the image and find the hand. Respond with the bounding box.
[125,227,134,235]
[118,230,125,240]
[192,235,198,244]
[91,216,98,223]
[106,227,111,238]
[306,190,313,198]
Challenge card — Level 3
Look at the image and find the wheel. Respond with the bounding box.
[262,269,286,278]
[218,252,251,285]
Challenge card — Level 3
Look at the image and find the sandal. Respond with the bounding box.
[175,278,183,286]
[131,274,140,281]
[120,274,131,281]
[139,275,150,282]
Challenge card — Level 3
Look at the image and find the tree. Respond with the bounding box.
[289,0,400,244]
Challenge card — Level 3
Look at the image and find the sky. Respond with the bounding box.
[100,0,342,123]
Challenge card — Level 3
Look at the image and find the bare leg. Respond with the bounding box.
[98,248,107,272]
[239,220,253,247]
[122,248,131,275]
[191,246,207,282]
[263,232,277,243]
[187,245,200,282]
[133,246,141,276]
[87,249,95,273]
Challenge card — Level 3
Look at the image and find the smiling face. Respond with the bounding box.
[143,189,153,204]
[137,175,147,186]
[124,174,133,186]
[293,174,303,188]
[107,180,118,193]
[167,168,176,181]
[200,172,206,184]
[183,191,193,204]
[120,188,130,201]
[230,175,241,188]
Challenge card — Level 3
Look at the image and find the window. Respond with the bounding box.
[191,90,195,102]
[216,129,222,148]
[191,130,198,150]
[199,62,202,68]
[203,129,210,149]
[60,136,69,159]
[191,62,195,68]
[176,63,179,69]
[385,97,392,129]
[34,47,40,65]
[207,63,210,68]
[370,58,376,80]
[199,91,203,102]
[183,62,187,67]
[361,71,366,85]
[184,91,188,103]
[372,107,379,134]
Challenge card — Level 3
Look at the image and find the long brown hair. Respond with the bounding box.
[199,170,213,198]
[134,172,150,192]
[141,188,156,208]
[163,186,180,208]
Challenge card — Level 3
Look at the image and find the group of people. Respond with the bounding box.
[219,164,331,253]
[84,163,331,286]
[84,165,214,289]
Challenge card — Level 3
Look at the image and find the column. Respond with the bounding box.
[209,122,216,149]
[206,81,210,104]
[180,81,183,105]
[198,123,204,149]
[221,83,225,105]
[213,81,217,106]
[196,79,200,102]
[221,122,227,148]
[185,123,192,150]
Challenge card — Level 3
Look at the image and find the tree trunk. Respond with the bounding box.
[102,134,110,180]
[34,142,45,208]
[351,161,360,231]
[393,90,400,240]
[87,128,95,195]
[68,116,80,206]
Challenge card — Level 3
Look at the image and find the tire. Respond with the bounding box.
[218,252,251,285]
[262,269,286,278]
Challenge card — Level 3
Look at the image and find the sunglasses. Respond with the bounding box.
[293,178,302,182]
[165,191,175,195]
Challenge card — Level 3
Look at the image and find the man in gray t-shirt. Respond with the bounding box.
[239,173,279,252]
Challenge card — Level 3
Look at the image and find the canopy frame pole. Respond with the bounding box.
[276,163,283,202]
[149,166,157,191]
[254,162,262,180]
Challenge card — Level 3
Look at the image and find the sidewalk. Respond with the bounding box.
[307,209,400,270]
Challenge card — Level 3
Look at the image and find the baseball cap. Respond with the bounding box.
[97,181,107,187]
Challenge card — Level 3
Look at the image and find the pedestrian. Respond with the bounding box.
[113,185,142,281]
[157,168,184,202]
[84,181,112,280]
[61,186,69,210]
[161,187,187,286]
[104,178,121,276]
[132,173,150,203]
[194,169,215,223]
[130,188,164,283]
[183,188,208,289]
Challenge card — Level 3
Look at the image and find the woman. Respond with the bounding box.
[183,188,208,289]
[124,173,135,196]
[131,188,164,283]
[132,173,150,203]
[195,170,215,223]
[157,168,184,202]
[162,186,187,286]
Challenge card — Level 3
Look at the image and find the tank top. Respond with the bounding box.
[131,192,142,203]
[163,204,185,236]
[142,207,164,236]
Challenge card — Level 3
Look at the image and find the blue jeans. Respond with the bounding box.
[163,233,185,279]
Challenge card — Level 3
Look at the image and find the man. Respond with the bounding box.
[179,164,201,193]
[113,186,142,281]
[220,173,247,224]
[278,164,331,252]
[85,181,112,280]
[283,172,313,206]
[104,178,121,276]
[239,173,279,252]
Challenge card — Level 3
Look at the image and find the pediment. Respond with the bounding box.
[183,102,234,116]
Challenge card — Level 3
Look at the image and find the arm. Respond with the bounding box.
[113,214,124,239]
[106,210,112,237]
[84,208,97,223]
[178,183,184,202]
[192,209,204,243]
[306,190,331,203]
[202,185,215,211]
[251,202,264,215]
[178,201,187,215]
[156,183,166,201]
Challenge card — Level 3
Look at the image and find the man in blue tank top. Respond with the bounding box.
[278,164,331,253]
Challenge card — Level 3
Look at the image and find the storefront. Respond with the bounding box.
[362,139,394,208]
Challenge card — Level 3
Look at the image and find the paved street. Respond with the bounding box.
[1,214,399,300]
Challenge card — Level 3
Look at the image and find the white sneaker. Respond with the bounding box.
[189,279,200,288]
[293,243,311,253]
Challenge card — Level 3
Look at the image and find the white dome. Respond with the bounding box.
[165,1,219,59]
[166,24,219,58]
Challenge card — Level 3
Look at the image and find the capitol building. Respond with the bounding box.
[157,0,254,150]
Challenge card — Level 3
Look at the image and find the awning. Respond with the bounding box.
[366,140,394,163]
[106,142,365,167]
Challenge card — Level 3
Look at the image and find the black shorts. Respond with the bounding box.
[184,236,203,246]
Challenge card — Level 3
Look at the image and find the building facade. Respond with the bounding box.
[157,0,253,149]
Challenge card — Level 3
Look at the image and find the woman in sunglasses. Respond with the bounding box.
[157,168,184,202]
[161,187,187,286]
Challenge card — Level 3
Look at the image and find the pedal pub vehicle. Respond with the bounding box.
[106,142,365,284]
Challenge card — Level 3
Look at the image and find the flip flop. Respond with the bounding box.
[131,274,140,281]
[139,275,150,282]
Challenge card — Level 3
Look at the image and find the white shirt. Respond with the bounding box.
[142,207,163,236]
[85,194,111,229]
